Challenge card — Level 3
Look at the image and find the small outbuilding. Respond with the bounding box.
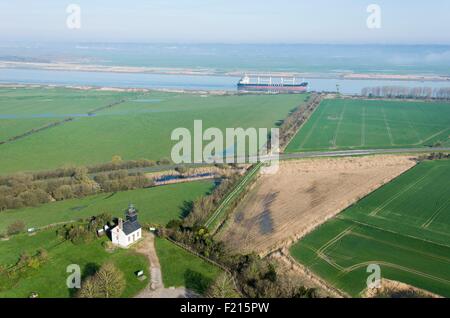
[111,204,142,248]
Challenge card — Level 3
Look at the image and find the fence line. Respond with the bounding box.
[165,236,243,297]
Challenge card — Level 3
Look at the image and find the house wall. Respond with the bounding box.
[111,227,142,248]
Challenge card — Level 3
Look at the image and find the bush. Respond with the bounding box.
[78,262,125,298]
[37,248,49,261]
[175,165,188,175]
[58,223,95,244]
[7,221,26,236]
[157,157,171,165]
[166,219,183,230]
[101,241,115,252]
[53,185,75,201]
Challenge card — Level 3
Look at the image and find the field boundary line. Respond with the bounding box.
[317,226,354,256]
[361,106,366,147]
[331,102,347,148]
[402,109,423,144]
[422,197,450,229]
[315,226,355,272]
[275,249,349,298]
[381,106,395,146]
[0,117,75,146]
[349,231,450,264]
[337,216,450,249]
[0,97,131,146]
[344,261,450,286]
[368,167,434,217]
[204,163,261,231]
[282,94,322,152]
[411,127,450,146]
[298,98,328,149]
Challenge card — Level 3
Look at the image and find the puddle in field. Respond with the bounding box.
[259,210,274,235]
[258,192,278,235]
[234,211,244,223]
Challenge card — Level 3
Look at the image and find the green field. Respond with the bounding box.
[0,87,307,174]
[286,99,450,152]
[0,180,213,233]
[0,87,137,142]
[155,237,222,294]
[290,160,450,297]
[0,230,149,298]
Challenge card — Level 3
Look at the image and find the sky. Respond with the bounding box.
[1,0,450,44]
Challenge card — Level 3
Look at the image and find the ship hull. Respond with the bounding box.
[237,83,308,93]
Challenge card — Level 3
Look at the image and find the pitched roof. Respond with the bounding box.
[122,220,141,235]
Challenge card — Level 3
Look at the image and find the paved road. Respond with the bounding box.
[117,147,450,176]
[280,147,450,160]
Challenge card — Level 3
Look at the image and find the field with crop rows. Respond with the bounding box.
[286,98,450,152]
[290,160,450,297]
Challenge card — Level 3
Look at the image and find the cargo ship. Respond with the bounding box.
[237,75,308,93]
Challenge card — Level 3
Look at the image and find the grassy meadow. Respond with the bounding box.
[290,159,450,297]
[0,230,149,298]
[0,87,307,174]
[286,98,450,152]
[155,237,222,294]
[0,87,138,142]
[0,180,214,233]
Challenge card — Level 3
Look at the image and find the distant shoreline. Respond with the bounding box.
[1,61,450,83]
[0,82,233,95]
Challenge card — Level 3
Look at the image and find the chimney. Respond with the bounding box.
[118,218,123,230]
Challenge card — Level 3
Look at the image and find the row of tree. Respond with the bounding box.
[0,165,154,211]
[279,94,322,149]
[0,118,73,145]
[13,156,170,182]
[361,86,450,99]
[417,152,450,162]
[182,173,242,227]
[93,170,154,193]
[57,213,112,244]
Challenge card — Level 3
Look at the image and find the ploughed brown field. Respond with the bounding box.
[218,155,417,254]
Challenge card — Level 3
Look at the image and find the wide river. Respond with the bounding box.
[0,68,449,95]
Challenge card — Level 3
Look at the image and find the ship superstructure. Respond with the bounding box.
[237,75,308,93]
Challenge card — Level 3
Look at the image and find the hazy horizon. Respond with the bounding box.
[1,0,450,45]
[3,41,450,46]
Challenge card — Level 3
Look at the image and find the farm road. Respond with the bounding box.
[135,232,198,298]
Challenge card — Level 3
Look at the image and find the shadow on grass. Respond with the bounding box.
[68,262,100,297]
[179,200,194,219]
[184,269,213,294]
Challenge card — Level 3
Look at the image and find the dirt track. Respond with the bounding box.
[134,233,198,298]
[218,155,416,254]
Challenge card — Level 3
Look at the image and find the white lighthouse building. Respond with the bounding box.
[111,204,142,248]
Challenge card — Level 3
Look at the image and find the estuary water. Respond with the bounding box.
[1,68,449,95]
